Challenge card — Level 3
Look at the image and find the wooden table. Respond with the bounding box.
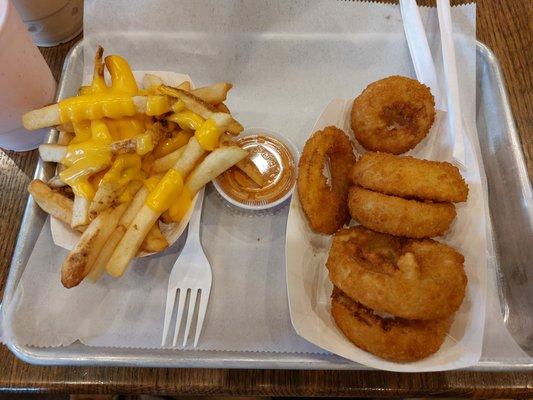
[1,1,531,397]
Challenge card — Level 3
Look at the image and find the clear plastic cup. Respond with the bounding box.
[0,0,56,151]
[212,128,299,211]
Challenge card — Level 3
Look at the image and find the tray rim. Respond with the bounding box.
[2,39,532,370]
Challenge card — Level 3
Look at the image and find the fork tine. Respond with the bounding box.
[161,287,177,346]
[182,288,199,347]
[193,287,210,347]
[172,289,188,347]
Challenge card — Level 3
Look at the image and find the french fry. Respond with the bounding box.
[106,135,207,277]
[89,184,163,279]
[215,103,230,113]
[89,179,142,220]
[48,121,175,160]
[88,185,151,281]
[186,146,248,195]
[38,144,67,162]
[151,146,186,173]
[53,131,72,181]
[106,205,159,277]
[219,133,265,186]
[109,139,137,155]
[23,95,159,131]
[22,104,60,131]
[172,136,206,176]
[72,195,90,228]
[159,212,173,224]
[26,46,249,288]
[140,223,169,253]
[87,225,125,282]
[53,185,75,200]
[119,186,149,227]
[160,146,247,224]
[142,73,163,88]
[61,203,127,288]
[92,45,105,84]
[88,181,120,219]
[61,215,103,287]
[28,180,73,226]
[152,130,193,158]
[236,158,266,187]
[191,82,232,104]
[177,81,191,91]
[158,85,243,135]
[109,121,172,155]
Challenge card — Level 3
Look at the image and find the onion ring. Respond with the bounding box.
[331,287,450,362]
[348,187,456,238]
[297,126,356,234]
[326,226,467,320]
[352,152,468,203]
[351,76,435,154]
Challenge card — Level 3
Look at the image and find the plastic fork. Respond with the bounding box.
[161,187,212,347]
[399,0,443,108]
[400,0,466,168]
[437,0,467,168]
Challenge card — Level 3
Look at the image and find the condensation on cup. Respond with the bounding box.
[0,0,57,152]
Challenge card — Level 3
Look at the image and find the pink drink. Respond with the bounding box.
[0,0,56,151]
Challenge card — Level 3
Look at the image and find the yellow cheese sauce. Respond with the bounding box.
[60,120,114,198]
[57,55,156,199]
[58,94,137,123]
[168,187,192,222]
[145,169,184,212]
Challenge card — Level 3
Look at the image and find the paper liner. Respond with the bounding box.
[2,0,483,356]
[285,99,488,372]
[50,71,197,256]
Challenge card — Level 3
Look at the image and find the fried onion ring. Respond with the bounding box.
[331,287,450,362]
[351,76,435,154]
[297,126,356,234]
[352,152,468,203]
[348,187,456,238]
[327,226,467,320]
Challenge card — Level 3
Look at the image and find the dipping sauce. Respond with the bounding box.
[215,134,296,208]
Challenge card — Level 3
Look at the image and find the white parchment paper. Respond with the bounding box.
[4,0,525,366]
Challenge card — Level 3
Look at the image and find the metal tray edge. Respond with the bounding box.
[3,40,532,371]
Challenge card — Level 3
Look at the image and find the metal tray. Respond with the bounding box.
[2,40,532,370]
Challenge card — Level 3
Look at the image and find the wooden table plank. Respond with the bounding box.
[1,1,531,396]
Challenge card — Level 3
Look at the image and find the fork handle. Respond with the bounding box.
[437,0,466,168]
[187,187,205,241]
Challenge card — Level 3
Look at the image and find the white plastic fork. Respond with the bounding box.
[400,0,467,169]
[437,0,467,169]
[161,187,212,348]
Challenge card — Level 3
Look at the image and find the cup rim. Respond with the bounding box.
[212,127,299,211]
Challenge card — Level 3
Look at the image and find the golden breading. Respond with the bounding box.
[331,287,450,362]
[297,126,356,234]
[352,152,468,202]
[351,76,435,154]
[348,187,456,238]
[326,226,467,320]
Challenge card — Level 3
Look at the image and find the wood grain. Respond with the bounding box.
[1,1,532,396]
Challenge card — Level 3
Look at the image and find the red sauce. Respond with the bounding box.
[216,135,296,207]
